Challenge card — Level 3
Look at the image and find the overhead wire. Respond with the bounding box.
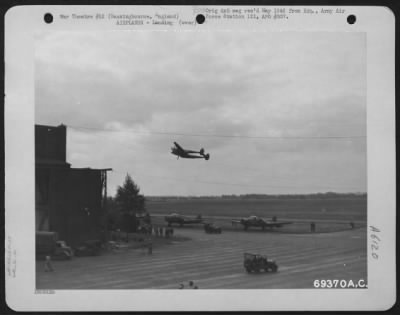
[66,123,366,192]
[67,124,366,140]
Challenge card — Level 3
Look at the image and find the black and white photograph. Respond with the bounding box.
[34,29,368,290]
[5,5,396,311]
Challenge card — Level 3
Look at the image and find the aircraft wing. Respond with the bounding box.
[231,219,243,226]
[183,218,203,224]
[173,142,185,153]
[263,221,293,228]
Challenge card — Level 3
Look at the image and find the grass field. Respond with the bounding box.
[146,197,367,222]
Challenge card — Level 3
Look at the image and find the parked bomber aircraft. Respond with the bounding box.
[232,215,293,230]
[165,213,204,227]
[171,142,210,160]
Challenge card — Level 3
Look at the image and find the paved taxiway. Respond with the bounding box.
[36,227,367,289]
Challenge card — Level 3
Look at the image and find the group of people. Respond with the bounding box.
[110,225,175,241]
[152,226,174,238]
[179,280,199,289]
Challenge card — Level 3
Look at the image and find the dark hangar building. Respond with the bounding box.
[35,124,111,246]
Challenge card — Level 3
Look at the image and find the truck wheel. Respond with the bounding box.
[245,267,252,273]
[271,265,278,272]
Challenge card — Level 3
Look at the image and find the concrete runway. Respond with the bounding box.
[36,227,367,289]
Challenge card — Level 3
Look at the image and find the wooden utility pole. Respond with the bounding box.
[100,169,112,242]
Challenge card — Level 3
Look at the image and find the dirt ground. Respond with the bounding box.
[36,226,367,289]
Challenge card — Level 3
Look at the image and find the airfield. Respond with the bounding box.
[36,224,367,289]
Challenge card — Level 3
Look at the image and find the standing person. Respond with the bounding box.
[188,281,194,289]
[44,256,54,272]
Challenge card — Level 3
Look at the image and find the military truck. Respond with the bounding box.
[74,239,102,256]
[204,223,222,234]
[36,231,73,260]
[243,253,278,273]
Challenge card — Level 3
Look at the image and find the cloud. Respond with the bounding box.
[36,31,366,195]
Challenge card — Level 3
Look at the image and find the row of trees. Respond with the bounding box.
[147,192,367,201]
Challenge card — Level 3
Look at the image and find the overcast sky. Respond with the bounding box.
[35,31,366,196]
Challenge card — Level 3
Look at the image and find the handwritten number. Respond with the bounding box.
[369,226,381,260]
[369,225,380,233]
